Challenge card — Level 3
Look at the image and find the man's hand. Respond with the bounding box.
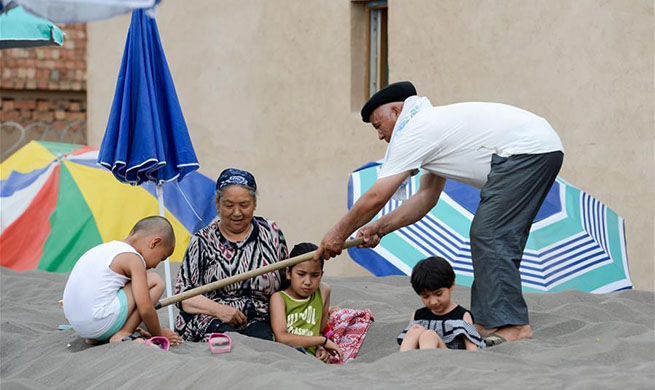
[314,172,412,261]
[162,328,183,346]
[356,223,383,248]
[215,304,247,328]
[315,228,345,261]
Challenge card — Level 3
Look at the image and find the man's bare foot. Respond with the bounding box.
[492,324,532,342]
[475,324,497,338]
[85,339,101,345]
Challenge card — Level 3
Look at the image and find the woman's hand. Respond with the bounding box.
[324,339,343,362]
[314,346,331,363]
[162,328,184,346]
[215,304,247,328]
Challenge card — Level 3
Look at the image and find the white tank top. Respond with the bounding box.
[63,241,145,338]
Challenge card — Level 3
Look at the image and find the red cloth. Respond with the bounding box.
[327,308,374,364]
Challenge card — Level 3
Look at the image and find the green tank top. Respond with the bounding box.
[280,289,323,355]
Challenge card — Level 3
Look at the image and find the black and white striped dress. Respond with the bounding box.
[397,305,485,349]
[174,216,288,342]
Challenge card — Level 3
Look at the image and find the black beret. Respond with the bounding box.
[360,81,417,122]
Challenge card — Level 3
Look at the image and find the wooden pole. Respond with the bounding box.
[155,238,364,310]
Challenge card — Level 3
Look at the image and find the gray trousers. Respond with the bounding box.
[470,151,563,328]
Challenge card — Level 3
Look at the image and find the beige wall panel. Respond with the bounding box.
[390,0,653,289]
[88,1,382,277]
[88,0,654,289]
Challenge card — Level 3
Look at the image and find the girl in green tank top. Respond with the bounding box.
[270,243,343,363]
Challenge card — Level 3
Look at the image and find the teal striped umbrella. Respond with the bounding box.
[347,161,632,293]
[0,5,64,49]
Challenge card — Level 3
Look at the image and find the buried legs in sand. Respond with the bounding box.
[399,324,446,351]
[85,273,165,345]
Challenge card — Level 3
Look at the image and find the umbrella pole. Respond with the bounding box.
[156,183,175,330]
[155,238,364,310]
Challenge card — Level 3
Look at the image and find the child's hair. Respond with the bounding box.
[128,216,175,248]
[410,256,455,294]
[288,242,322,270]
[281,242,321,290]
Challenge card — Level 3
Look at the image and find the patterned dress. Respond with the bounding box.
[397,305,485,349]
[174,216,288,342]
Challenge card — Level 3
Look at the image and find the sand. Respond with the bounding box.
[1,266,653,390]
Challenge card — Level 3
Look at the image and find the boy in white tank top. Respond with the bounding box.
[63,216,183,346]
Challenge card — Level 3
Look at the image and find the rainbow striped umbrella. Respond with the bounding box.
[347,161,632,293]
[0,141,216,272]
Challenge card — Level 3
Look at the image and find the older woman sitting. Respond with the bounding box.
[174,168,288,341]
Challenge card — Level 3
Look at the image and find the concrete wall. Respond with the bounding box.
[87,0,380,278]
[87,0,654,289]
[389,0,653,289]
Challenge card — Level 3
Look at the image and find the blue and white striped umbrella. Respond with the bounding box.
[347,161,632,293]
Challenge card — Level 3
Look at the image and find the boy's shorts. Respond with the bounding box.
[97,289,128,341]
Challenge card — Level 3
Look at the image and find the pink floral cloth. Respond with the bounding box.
[327,308,374,364]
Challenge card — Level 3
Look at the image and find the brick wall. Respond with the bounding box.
[0,23,87,160]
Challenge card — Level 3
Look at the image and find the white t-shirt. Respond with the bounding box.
[63,241,145,339]
[378,96,564,189]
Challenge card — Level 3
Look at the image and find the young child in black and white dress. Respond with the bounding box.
[397,256,485,351]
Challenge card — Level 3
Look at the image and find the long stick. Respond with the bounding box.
[155,237,365,310]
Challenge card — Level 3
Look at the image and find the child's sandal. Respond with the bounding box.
[208,332,231,354]
[144,336,170,351]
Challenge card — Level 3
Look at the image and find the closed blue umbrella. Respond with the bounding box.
[98,8,198,186]
[98,9,199,328]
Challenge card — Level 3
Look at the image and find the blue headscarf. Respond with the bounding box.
[216,168,257,192]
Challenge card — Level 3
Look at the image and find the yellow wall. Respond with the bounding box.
[87,0,654,289]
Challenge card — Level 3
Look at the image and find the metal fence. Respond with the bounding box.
[0,120,87,161]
